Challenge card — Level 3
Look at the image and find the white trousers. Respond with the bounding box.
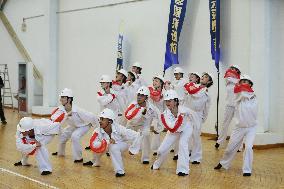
[128,125,151,162]
[190,117,203,162]
[220,126,256,174]
[153,126,193,174]
[151,133,161,153]
[217,106,235,146]
[109,141,128,174]
[21,135,54,173]
[58,125,90,160]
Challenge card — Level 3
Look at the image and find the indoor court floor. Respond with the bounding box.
[0,109,283,189]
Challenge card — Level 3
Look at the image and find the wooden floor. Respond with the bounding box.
[0,109,284,189]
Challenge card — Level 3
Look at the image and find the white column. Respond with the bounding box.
[249,0,270,133]
[42,0,58,107]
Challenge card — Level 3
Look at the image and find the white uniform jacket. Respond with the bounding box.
[172,78,187,102]
[65,105,99,128]
[225,77,239,107]
[92,123,142,154]
[184,84,211,123]
[33,105,67,135]
[125,101,162,133]
[160,105,198,133]
[234,91,258,128]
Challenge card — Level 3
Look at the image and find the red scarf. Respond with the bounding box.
[224,69,240,79]
[89,132,108,153]
[112,80,122,86]
[161,114,183,133]
[149,87,163,102]
[234,83,254,93]
[124,104,142,120]
[184,82,204,94]
[22,138,36,155]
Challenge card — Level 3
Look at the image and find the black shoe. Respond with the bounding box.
[192,161,200,164]
[150,165,153,170]
[142,161,149,164]
[215,143,220,149]
[1,120,7,125]
[85,146,91,150]
[115,173,125,177]
[214,163,222,170]
[177,172,188,176]
[106,152,110,156]
[41,171,52,175]
[52,152,58,156]
[170,149,174,153]
[74,159,83,163]
[153,152,157,156]
[237,150,241,152]
[83,161,93,166]
[243,173,251,177]
[173,155,178,160]
[14,161,22,166]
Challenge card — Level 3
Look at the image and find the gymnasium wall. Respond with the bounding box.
[0,0,283,143]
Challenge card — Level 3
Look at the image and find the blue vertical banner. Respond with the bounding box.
[164,0,188,72]
[209,0,220,71]
[116,34,123,70]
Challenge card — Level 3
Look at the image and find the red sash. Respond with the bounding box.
[224,69,240,79]
[124,104,142,120]
[184,82,204,94]
[234,83,254,93]
[161,114,183,133]
[89,132,108,153]
[22,138,36,155]
[149,87,162,102]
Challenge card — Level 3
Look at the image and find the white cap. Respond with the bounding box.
[17,117,34,132]
[202,72,214,81]
[189,72,200,78]
[174,67,185,74]
[230,65,241,71]
[117,69,128,78]
[99,108,116,121]
[128,71,137,79]
[59,88,73,98]
[100,75,112,83]
[240,74,253,84]
[153,74,165,83]
[136,86,150,96]
[164,89,179,101]
[132,62,142,68]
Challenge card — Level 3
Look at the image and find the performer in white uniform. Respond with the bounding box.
[171,67,187,105]
[14,117,63,175]
[183,72,213,164]
[52,88,99,162]
[124,71,140,105]
[83,108,142,177]
[124,86,162,164]
[131,62,148,87]
[216,65,241,149]
[151,90,197,176]
[214,74,258,177]
[148,74,166,155]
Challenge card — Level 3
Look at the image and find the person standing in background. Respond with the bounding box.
[0,75,7,125]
